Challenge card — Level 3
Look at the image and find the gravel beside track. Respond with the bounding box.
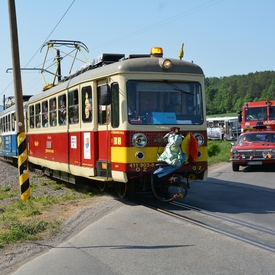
[0,158,122,275]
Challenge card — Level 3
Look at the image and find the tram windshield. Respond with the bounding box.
[127,80,203,125]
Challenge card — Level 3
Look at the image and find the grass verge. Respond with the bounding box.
[0,175,95,249]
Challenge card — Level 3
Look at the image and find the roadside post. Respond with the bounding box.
[8,0,30,201]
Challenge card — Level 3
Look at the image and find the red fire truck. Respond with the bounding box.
[238,100,275,132]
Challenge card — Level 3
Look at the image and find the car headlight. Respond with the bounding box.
[263,151,273,159]
[132,133,147,148]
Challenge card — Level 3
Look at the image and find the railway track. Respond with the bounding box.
[135,198,275,253]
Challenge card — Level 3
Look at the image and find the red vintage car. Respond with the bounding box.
[230,130,275,171]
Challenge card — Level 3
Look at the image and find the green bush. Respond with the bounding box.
[208,143,221,157]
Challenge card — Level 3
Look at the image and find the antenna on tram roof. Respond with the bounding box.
[178,43,184,60]
[40,40,90,91]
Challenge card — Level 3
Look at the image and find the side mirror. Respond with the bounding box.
[237,110,242,123]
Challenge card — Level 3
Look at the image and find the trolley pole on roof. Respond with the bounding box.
[8,0,30,201]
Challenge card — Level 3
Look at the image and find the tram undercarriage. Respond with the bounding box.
[101,169,192,202]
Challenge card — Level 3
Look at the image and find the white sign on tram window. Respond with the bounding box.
[71,136,77,149]
[84,132,91,159]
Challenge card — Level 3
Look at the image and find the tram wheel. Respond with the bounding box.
[98,182,107,192]
[151,173,188,202]
[116,182,127,198]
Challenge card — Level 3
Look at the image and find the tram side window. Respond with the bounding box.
[29,105,35,128]
[49,98,57,126]
[6,115,11,132]
[82,86,92,123]
[68,90,79,124]
[98,85,111,125]
[42,101,48,127]
[11,113,15,131]
[58,94,67,125]
[111,83,119,128]
[3,117,6,132]
[0,118,2,133]
[2,118,5,132]
[35,103,41,128]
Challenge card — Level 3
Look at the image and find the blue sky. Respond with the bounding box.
[1,0,274,99]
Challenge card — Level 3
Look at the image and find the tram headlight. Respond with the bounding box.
[132,133,147,148]
[135,151,145,160]
[193,133,204,146]
[159,59,172,70]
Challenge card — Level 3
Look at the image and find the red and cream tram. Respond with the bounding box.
[26,41,208,201]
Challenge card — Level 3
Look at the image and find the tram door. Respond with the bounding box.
[96,85,112,178]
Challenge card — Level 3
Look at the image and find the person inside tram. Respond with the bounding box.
[59,101,67,125]
[128,98,137,119]
[50,100,57,126]
[141,98,158,124]
[70,105,79,124]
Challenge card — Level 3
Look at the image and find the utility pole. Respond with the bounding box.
[8,0,30,201]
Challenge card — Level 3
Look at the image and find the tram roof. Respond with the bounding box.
[29,54,204,103]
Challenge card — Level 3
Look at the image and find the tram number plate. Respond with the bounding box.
[247,161,262,165]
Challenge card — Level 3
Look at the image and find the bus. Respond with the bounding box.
[207,116,240,140]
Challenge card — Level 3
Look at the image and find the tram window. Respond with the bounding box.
[6,115,11,132]
[3,117,6,132]
[4,116,7,132]
[11,113,15,131]
[68,90,79,124]
[127,80,203,125]
[35,103,41,128]
[49,98,57,126]
[58,94,67,125]
[98,85,111,125]
[82,86,92,123]
[29,105,35,128]
[3,117,5,132]
[99,104,111,125]
[42,101,48,127]
[111,83,119,128]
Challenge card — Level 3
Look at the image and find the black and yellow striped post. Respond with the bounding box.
[17,131,30,201]
[8,0,30,200]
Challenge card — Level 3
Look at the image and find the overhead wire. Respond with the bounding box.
[0,0,76,98]
[1,0,224,98]
[91,0,225,50]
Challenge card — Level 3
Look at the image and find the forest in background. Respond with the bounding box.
[205,71,275,115]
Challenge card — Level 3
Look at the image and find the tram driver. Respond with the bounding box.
[141,98,158,124]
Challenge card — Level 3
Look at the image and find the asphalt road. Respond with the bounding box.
[13,163,275,275]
